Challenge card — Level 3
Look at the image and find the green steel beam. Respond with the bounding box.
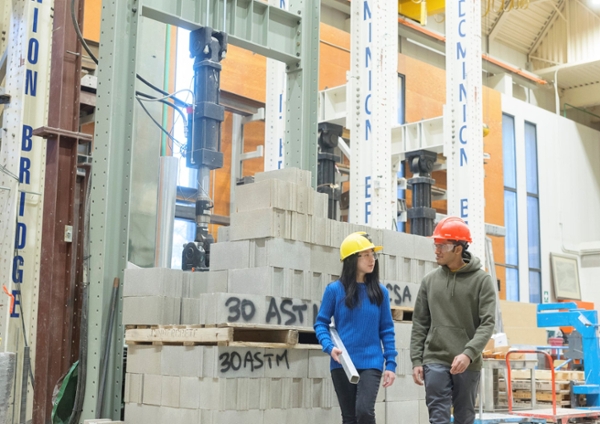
[141,0,302,66]
[83,0,137,420]
[285,0,319,188]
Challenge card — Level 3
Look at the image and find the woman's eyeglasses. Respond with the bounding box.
[357,251,379,260]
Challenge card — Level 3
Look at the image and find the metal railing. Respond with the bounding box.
[563,103,600,131]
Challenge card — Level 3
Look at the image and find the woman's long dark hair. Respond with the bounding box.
[340,253,383,309]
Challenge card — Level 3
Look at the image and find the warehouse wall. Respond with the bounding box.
[502,95,600,307]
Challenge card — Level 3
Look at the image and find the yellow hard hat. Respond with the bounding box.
[483,123,490,137]
[340,231,383,261]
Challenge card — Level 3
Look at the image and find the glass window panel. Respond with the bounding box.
[506,267,520,301]
[503,114,517,189]
[525,122,539,195]
[504,190,519,266]
[527,196,541,269]
[398,74,406,125]
[529,271,541,304]
[171,218,196,269]
[176,28,197,188]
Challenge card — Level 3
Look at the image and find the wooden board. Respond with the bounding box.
[520,380,571,392]
[511,399,572,407]
[510,369,584,381]
[499,300,538,328]
[125,324,302,347]
[513,390,571,402]
[499,379,572,392]
[125,327,232,345]
[230,328,298,345]
[391,306,413,322]
[503,326,549,346]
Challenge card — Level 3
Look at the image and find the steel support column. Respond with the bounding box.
[285,0,320,187]
[31,0,91,421]
[82,0,138,418]
[32,129,90,423]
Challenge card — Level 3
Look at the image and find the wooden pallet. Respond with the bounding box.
[124,324,159,330]
[513,390,571,402]
[510,369,584,381]
[512,379,572,392]
[125,323,321,349]
[499,379,572,392]
[391,306,413,322]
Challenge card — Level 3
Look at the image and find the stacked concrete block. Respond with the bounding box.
[394,322,412,350]
[231,177,329,244]
[124,344,341,423]
[385,398,420,424]
[210,239,257,270]
[230,207,291,240]
[234,179,297,213]
[122,268,182,326]
[254,167,312,187]
[217,224,230,242]
[384,281,421,308]
[179,268,342,324]
[122,169,440,423]
[198,292,318,328]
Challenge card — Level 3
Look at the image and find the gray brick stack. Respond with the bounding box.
[122,168,437,423]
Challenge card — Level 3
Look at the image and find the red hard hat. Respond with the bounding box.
[431,216,472,243]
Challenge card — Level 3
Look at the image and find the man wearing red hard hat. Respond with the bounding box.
[410,217,496,424]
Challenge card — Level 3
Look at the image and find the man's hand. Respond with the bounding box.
[412,366,424,385]
[330,347,342,364]
[450,353,471,374]
[382,370,395,388]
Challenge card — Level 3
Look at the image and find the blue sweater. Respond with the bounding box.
[314,281,397,373]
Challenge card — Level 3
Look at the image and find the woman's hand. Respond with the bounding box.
[382,370,396,387]
[330,347,343,363]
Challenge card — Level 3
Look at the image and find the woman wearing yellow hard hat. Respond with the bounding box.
[314,231,397,424]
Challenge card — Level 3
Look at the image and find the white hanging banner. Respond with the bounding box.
[445,0,485,260]
[348,0,397,228]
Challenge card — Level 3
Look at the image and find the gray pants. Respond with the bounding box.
[423,364,480,424]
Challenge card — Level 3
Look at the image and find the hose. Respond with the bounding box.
[96,278,120,417]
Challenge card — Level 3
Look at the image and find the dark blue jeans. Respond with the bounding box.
[331,368,382,424]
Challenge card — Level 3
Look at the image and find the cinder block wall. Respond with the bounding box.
[122,168,435,423]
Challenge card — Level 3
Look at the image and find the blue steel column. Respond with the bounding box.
[83,0,138,420]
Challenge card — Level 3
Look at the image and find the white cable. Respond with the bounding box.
[135,88,195,104]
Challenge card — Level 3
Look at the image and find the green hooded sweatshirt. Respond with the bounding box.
[410,251,496,371]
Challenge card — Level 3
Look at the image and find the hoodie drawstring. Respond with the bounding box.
[445,271,457,297]
[452,273,457,297]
